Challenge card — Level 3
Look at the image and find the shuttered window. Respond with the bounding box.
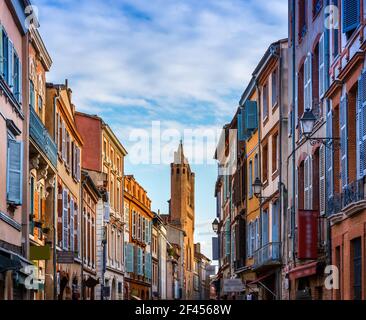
[255,219,260,251]
[0,25,4,78]
[319,34,325,98]
[304,53,313,111]
[125,243,134,273]
[225,220,231,258]
[326,106,334,201]
[62,189,69,249]
[6,137,23,205]
[304,156,313,210]
[319,145,326,215]
[70,198,74,252]
[248,160,253,198]
[7,39,13,90]
[342,0,360,34]
[340,95,348,189]
[262,210,269,246]
[132,211,136,239]
[357,72,366,178]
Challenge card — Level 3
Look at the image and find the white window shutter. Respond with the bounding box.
[62,189,69,250]
[319,34,325,98]
[70,198,74,252]
[309,156,313,210]
[340,94,348,189]
[319,145,326,215]
[6,139,23,205]
[304,157,309,210]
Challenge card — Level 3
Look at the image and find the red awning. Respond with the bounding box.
[288,262,318,281]
[247,271,275,286]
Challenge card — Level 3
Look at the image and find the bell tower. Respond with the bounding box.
[170,141,195,299]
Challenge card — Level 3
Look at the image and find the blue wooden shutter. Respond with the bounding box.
[319,145,326,215]
[246,101,258,131]
[295,72,299,127]
[237,107,245,141]
[342,0,360,33]
[357,72,366,178]
[6,139,23,205]
[0,26,3,77]
[272,201,279,242]
[126,243,134,273]
[7,40,13,89]
[225,220,230,258]
[340,95,348,189]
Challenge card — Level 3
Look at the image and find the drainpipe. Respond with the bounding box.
[53,88,61,300]
[325,0,332,268]
[291,0,297,277]
[278,44,283,301]
[80,176,88,300]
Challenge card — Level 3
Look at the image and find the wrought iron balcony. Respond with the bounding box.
[29,107,57,167]
[253,242,281,270]
[327,179,366,217]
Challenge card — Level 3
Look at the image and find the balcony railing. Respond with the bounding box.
[327,179,366,217]
[30,107,57,167]
[253,242,281,270]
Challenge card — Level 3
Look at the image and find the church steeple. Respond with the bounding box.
[174,140,188,165]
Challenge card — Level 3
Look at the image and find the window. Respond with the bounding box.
[254,154,259,180]
[318,34,325,98]
[313,0,322,17]
[30,176,35,235]
[272,68,278,107]
[342,0,360,39]
[272,133,279,174]
[340,94,348,189]
[62,189,68,249]
[0,27,21,103]
[6,133,23,205]
[30,81,35,109]
[38,95,43,115]
[262,143,269,182]
[351,237,362,300]
[304,156,313,210]
[124,204,129,232]
[248,160,253,198]
[262,210,269,246]
[298,0,307,40]
[304,53,312,111]
[263,82,269,119]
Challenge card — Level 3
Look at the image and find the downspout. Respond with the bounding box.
[324,0,332,267]
[80,176,88,300]
[278,44,283,301]
[291,0,297,276]
[53,88,61,300]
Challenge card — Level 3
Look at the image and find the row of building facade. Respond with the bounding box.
[213,0,366,300]
[0,0,212,300]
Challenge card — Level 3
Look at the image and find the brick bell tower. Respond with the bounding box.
[170,141,195,299]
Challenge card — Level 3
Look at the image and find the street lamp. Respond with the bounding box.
[252,177,263,199]
[300,109,341,148]
[300,108,316,138]
[212,219,219,234]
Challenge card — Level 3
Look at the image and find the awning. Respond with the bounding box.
[0,254,21,273]
[84,276,99,288]
[246,271,275,286]
[288,262,318,281]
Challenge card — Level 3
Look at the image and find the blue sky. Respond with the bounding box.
[32,0,287,259]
